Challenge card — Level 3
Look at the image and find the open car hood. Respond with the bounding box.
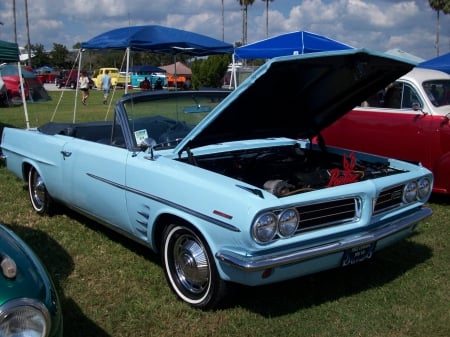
[177,48,416,151]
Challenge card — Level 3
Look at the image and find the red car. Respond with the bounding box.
[321,67,450,195]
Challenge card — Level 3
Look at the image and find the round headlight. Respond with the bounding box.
[417,177,431,201]
[0,298,50,337]
[403,181,418,203]
[252,213,277,243]
[278,208,299,237]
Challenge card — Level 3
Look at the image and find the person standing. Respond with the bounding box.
[140,77,151,90]
[155,77,163,90]
[78,71,90,105]
[101,70,112,104]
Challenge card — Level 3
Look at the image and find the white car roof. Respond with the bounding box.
[401,67,450,82]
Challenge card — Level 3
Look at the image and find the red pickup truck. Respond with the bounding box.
[321,67,450,195]
[35,71,59,84]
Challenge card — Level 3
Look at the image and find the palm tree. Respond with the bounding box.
[13,0,17,43]
[262,0,274,38]
[221,0,225,41]
[428,0,450,56]
[238,0,255,45]
[25,0,32,66]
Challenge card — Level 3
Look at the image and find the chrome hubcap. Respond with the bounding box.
[173,234,209,294]
[31,173,46,208]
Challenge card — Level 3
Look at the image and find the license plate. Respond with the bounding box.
[342,242,376,267]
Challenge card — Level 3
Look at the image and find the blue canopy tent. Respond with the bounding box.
[81,25,233,55]
[234,31,353,60]
[230,31,353,88]
[63,25,234,120]
[80,25,233,96]
[418,52,450,74]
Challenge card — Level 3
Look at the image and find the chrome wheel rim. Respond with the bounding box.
[173,234,210,294]
[31,171,46,210]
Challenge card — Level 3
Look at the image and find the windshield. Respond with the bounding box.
[120,91,230,149]
[422,80,450,107]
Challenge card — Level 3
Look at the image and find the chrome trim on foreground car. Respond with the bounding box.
[216,207,432,271]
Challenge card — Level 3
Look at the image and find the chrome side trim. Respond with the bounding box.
[216,207,432,271]
[86,173,241,232]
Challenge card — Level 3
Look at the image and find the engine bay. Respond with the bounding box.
[180,144,405,197]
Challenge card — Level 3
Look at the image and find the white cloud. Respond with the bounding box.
[0,0,447,61]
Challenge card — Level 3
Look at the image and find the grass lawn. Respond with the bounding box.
[0,88,449,337]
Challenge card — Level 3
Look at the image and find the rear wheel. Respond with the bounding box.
[28,167,52,214]
[161,224,227,309]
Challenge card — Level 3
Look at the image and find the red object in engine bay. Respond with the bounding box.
[327,152,361,187]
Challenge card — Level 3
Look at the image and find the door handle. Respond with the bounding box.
[61,151,72,159]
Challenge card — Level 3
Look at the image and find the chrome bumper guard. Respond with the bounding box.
[216,207,432,272]
[0,152,6,167]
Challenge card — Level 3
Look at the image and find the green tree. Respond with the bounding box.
[429,0,450,56]
[262,0,274,38]
[191,54,231,89]
[27,43,51,67]
[49,43,69,68]
[238,0,255,45]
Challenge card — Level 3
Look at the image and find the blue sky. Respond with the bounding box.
[0,0,449,61]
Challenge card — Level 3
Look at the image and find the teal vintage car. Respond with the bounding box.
[0,49,433,309]
[0,224,63,337]
[128,65,167,89]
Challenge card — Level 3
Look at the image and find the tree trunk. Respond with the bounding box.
[222,0,225,42]
[244,5,248,45]
[241,5,245,45]
[13,0,17,43]
[25,0,32,66]
[436,9,440,56]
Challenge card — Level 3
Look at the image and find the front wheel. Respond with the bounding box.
[28,167,52,215]
[161,224,227,309]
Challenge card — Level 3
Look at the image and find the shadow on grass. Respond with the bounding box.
[6,223,111,337]
[428,193,450,205]
[225,238,432,316]
[39,204,433,317]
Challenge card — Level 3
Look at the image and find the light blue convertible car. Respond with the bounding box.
[1,49,433,309]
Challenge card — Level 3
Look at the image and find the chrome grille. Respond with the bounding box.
[295,198,360,233]
[374,185,404,214]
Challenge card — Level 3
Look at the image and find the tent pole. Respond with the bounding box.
[74,49,82,123]
[230,53,237,89]
[17,61,30,129]
[174,55,177,90]
[125,47,130,94]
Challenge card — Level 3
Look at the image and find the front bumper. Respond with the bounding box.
[216,206,432,273]
[0,151,5,167]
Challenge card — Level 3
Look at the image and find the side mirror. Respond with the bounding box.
[411,102,421,111]
[141,137,157,160]
[411,101,427,115]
